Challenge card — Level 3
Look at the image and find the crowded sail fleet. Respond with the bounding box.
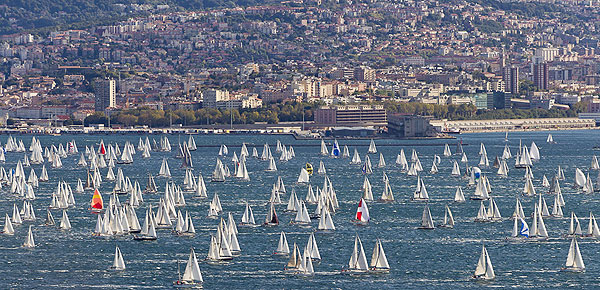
[1,131,599,287]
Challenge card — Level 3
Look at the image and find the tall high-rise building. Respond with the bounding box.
[533,62,549,91]
[502,66,519,95]
[94,79,116,112]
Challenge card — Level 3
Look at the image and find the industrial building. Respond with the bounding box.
[314,105,387,126]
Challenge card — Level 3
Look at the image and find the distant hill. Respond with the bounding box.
[0,0,266,35]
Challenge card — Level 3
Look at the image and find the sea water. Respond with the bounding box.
[0,130,599,289]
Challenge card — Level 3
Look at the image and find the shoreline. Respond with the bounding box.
[452,127,600,134]
[0,120,596,136]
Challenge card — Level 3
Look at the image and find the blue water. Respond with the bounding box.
[1,130,600,289]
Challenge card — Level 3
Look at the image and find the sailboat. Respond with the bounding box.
[530,142,540,161]
[377,153,386,168]
[23,225,35,248]
[512,197,525,218]
[451,160,461,177]
[297,168,310,184]
[317,207,335,231]
[3,214,14,235]
[174,248,203,287]
[443,144,452,157]
[351,149,362,165]
[90,188,103,212]
[59,210,72,230]
[551,194,564,218]
[317,161,326,175]
[439,205,455,228]
[566,212,584,237]
[412,176,429,201]
[362,155,373,175]
[473,244,495,280]
[362,177,374,201]
[368,139,377,154]
[380,177,394,202]
[331,139,341,157]
[285,243,302,273]
[45,209,55,226]
[274,232,290,255]
[133,209,158,241]
[264,202,279,226]
[529,204,549,240]
[475,201,489,222]
[562,238,585,272]
[547,133,555,144]
[353,198,370,225]
[454,186,466,203]
[240,202,257,227]
[584,212,600,238]
[369,239,390,273]
[510,217,530,240]
[110,245,126,270]
[418,205,435,229]
[158,158,172,177]
[343,235,369,274]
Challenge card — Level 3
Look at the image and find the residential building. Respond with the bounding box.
[354,66,375,82]
[502,66,519,95]
[533,62,549,91]
[203,89,229,108]
[94,79,116,111]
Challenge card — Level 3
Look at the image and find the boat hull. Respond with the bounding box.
[561,267,585,273]
[133,235,157,241]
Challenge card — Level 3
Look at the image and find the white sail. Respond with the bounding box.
[419,205,434,229]
[377,153,386,168]
[111,246,126,270]
[351,149,362,165]
[3,214,14,235]
[318,161,326,175]
[586,212,600,237]
[592,156,600,170]
[182,248,203,284]
[575,168,586,188]
[297,168,310,184]
[474,244,495,280]
[451,160,461,176]
[454,186,465,202]
[342,145,350,158]
[380,177,394,202]
[564,238,585,271]
[370,239,390,271]
[443,144,452,157]
[551,195,564,218]
[569,212,583,236]
[23,225,35,248]
[368,139,377,154]
[318,207,335,230]
[475,201,489,222]
[275,232,290,255]
[60,210,71,230]
[241,202,256,225]
[442,205,455,228]
[320,139,328,156]
[348,235,369,272]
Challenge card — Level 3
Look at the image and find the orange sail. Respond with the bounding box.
[91,189,103,210]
